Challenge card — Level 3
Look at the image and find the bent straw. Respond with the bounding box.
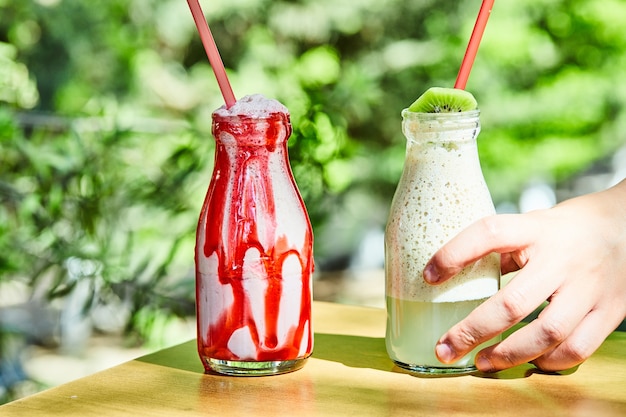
[186,0,237,108]
[454,0,495,90]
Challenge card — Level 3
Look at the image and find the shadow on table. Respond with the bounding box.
[136,333,576,380]
[137,340,203,374]
[312,333,578,380]
[136,334,392,374]
[312,333,393,372]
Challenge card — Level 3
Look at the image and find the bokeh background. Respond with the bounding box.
[2,0,626,403]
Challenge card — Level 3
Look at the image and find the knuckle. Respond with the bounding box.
[430,246,463,279]
[533,340,592,372]
[477,215,502,240]
[560,339,594,365]
[498,288,529,324]
[454,324,483,349]
[492,344,521,368]
[537,318,569,346]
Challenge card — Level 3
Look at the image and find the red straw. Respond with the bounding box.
[186,0,237,108]
[454,0,495,90]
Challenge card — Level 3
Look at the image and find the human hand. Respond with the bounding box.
[423,179,626,372]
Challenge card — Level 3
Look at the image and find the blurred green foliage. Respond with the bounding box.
[1,0,626,348]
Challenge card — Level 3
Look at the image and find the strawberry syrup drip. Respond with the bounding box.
[196,113,313,363]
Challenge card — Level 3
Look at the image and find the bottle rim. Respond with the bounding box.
[212,111,291,124]
[401,108,480,120]
[401,109,481,143]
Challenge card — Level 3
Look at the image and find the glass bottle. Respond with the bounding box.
[385,109,500,374]
[195,98,314,376]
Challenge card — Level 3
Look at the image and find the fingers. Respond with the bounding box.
[531,307,622,372]
[438,274,602,372]
[472,298,592,372]
[435,260,564,366]
[424,214,535,285]
[437,287,618,373]
[474,306,615,373]
[426,187,626,373]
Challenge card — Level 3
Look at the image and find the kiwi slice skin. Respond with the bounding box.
[408,87,477,113]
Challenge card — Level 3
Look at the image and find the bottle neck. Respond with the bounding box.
[212,113,292,149]
[401,109,480,146]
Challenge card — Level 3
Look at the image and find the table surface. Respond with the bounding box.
[2,301,625,417]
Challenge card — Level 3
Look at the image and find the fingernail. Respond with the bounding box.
[435,343,455,363]
[424,263,440,283]
[476,355,494,373]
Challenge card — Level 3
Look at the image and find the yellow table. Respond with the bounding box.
[2,301,625,416]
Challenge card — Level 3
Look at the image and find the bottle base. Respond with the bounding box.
[202,357,309,376]
[393,359,477,375]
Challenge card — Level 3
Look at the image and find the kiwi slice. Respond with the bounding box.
[408,87,477,113]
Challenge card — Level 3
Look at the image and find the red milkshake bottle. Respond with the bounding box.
[195,94,314,376]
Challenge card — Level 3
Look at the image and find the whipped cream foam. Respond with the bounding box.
[213,94,289,118]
